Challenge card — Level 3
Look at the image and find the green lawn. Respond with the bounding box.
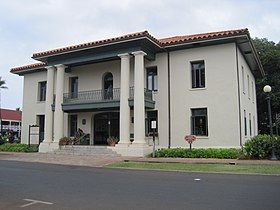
[106,162,280,175]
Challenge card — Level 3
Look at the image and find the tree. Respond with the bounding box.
[0,76,8,136]
[253,38,280,134]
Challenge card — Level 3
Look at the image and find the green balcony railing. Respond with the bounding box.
[63,87,153,104]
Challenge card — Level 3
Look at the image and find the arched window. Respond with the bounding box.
[103,72,113,99]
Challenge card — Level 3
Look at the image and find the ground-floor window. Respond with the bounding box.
[191,108,208,136]
[37,115,45,142]
[244,110,247,136]
[69,115,77,137]
[146,111,158,136]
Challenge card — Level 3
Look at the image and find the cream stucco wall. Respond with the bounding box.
[21,71,47,144]
[237,46,258,144]
[169,43,241,148]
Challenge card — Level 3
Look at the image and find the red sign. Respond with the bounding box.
[185,135,196,144]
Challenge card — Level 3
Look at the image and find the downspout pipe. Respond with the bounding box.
[235,43,243,147]
[167,50,171,148]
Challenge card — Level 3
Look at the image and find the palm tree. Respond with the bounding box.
[0,77,8,136]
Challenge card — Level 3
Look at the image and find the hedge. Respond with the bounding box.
[0,143,38,153]
[243,135,280,159]
[155,148,241,159]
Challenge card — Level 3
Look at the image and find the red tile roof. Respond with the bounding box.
[11,28,250,73]
[32,31,160,58]
[0,108,22,121]
[10,62,47,73]
[159,28,249,46]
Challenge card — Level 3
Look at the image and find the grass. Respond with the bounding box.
[106,162,280,175]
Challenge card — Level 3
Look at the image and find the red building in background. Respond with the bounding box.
[0,108,22,138]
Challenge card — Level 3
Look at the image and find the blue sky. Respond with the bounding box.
[0,0,279,109]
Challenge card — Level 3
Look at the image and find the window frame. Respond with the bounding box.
[244,110,247,136]
[38,81,47,102]
[146,67,158,91]
[191,60,205,89]
[69,114,78,137]
[241,66,245,94]
[69,77,78,99]
[146,110,158,136]
[191,108,208,136]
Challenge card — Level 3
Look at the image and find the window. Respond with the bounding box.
[247,75,250,99]
[69,115,77,137]
[147,67,158,91]
[251,81,254,102]
[37,115,45,142]
[253,115,256,135]
[70,77,78,98]
[103,72,113,99]
[191,108,208,136]
[241,66,245,93]
[38,81,47,101]
[11,122,19,126]
[249,113,252,136]
[146,111,158,136]
[191,61,205,88]
[244,110,247,136]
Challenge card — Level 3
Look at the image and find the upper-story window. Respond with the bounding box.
[103,72,113,99]
[69,77,78,98]
[38,81,47,101]
[191,61,205,88]
[147,67,158,91]
[191,108,208,136]
[241,66,245,94]
[247,75,250,99]
[251,81,254,102]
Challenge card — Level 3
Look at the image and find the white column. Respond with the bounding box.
[43,66,55,143]
[118,53,131,144]
[53,64,66,142]
[132,51,147,144]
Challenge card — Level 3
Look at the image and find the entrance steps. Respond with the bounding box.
[52,145,121,157]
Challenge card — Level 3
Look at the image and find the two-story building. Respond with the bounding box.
[0,108,22,139]
[11,28,264,156]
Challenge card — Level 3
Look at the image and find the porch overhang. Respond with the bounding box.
[33,37,162,68]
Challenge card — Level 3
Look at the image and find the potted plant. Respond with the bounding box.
[107,136,119,146]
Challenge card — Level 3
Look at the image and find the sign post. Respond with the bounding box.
[28,125,39,147]
[185,135,196,151]
[151,120,157,158]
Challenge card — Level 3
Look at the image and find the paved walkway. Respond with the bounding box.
[0,152,279,167]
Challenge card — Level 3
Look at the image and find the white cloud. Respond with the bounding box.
[0,0,279,109]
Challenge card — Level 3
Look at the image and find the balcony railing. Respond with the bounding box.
[63,87,153,104]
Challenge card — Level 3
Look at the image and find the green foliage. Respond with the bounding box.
[244,135,280,159]
[0,143,38,152]
[155,148,241,159]
[253,38,280,134]
[0,137,7,145]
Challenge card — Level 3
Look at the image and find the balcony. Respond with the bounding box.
[61,87,155,112]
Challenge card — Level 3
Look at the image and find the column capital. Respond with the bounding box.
[118,53,131,58]
[45,66,55,70]
[54,64,67,69]
[132,51,147,56]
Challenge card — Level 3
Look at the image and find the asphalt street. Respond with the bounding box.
[0,160,279,210]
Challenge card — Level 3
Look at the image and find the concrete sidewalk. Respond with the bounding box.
[1,152,279,167]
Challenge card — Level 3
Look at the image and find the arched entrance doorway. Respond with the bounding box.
[94,112,119,145]
[103,72,113,99]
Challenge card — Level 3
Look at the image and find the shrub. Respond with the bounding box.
[0,143,38,152]
[155,148,241,159]
[0,137,7,145]
[244,135,280,159]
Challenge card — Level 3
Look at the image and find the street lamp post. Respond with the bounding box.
[263,85,277,160]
